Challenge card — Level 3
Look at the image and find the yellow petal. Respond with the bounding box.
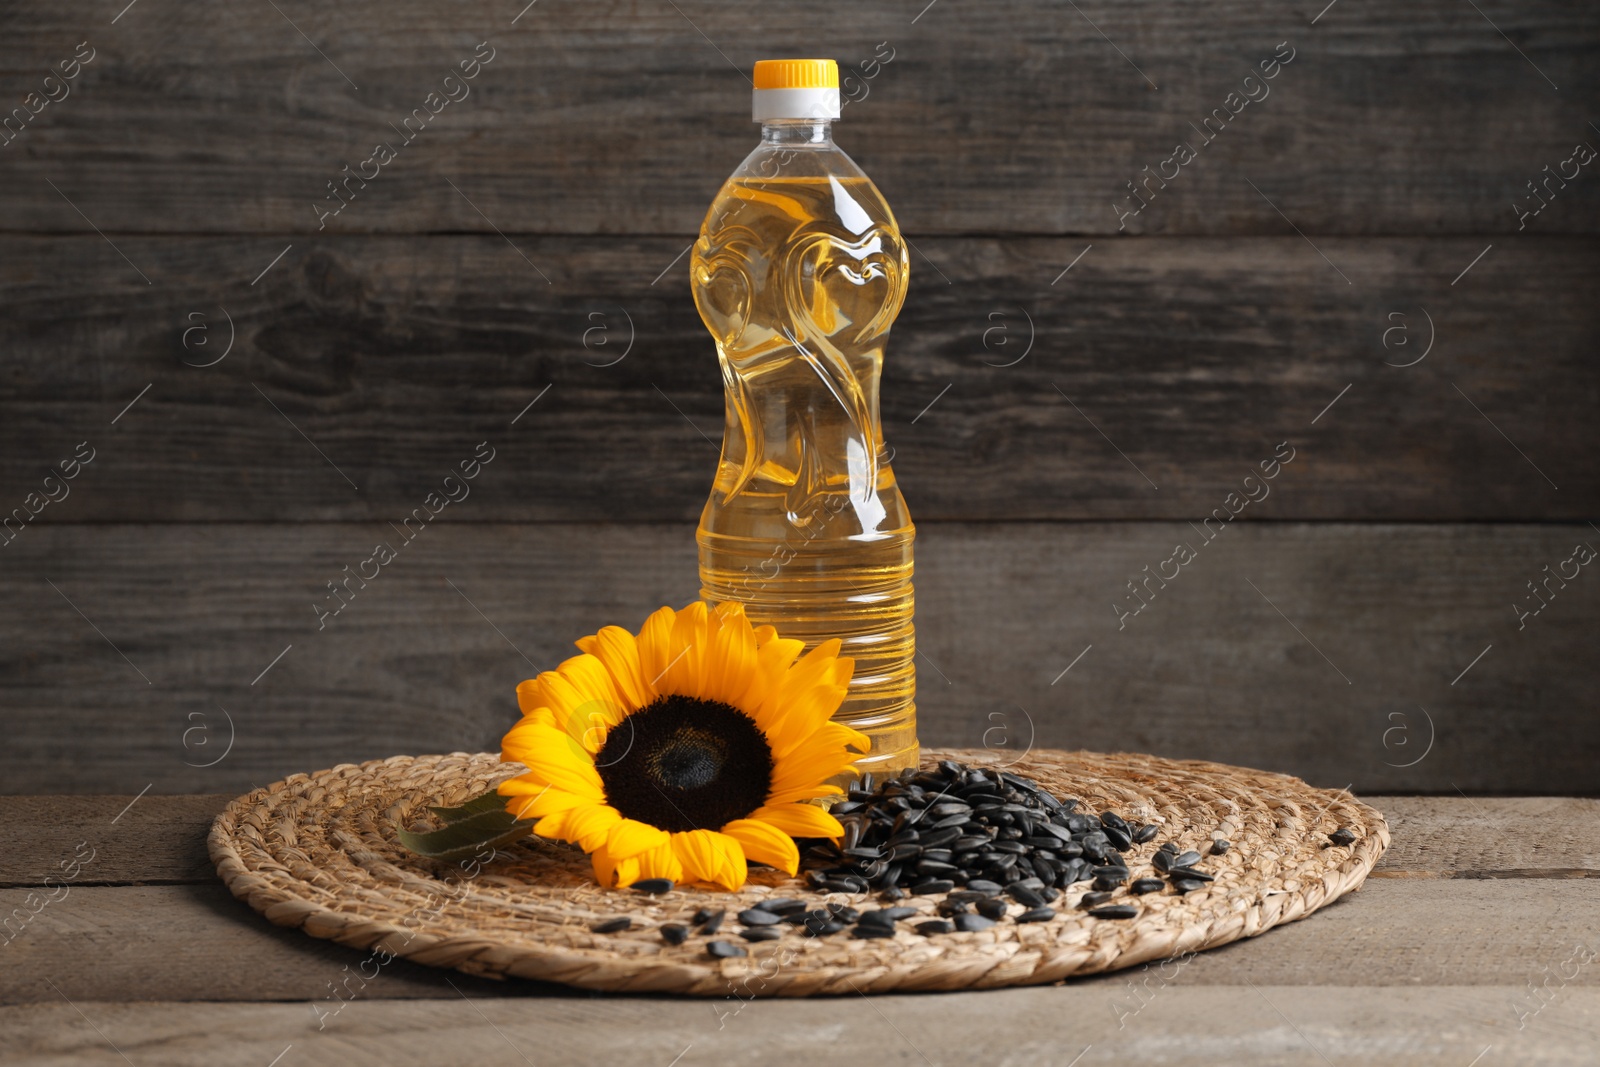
[634,605,680,694]
[747,802,844,841]
[606,817,671,860]
[537,803,622,852]
[634,839,685,883]
[577,624,654,710]
[720,818,800,875]
[769,723,869,796]
[538,655,630,754]
[699,602,759,709]
[753,632,805,686]
[592,848,640,889]
[757,639,844,720]
[765,781,845,805]
[761,678,851,758]
[660,601,710,697]
[673,829,747,891]
[499,781,585,820]
[499,720,605,800]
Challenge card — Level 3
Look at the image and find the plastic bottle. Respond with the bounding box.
[691,58,917,777]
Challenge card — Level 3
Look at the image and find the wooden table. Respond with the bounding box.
[3,794,1596,1066]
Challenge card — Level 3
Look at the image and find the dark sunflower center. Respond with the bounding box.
[595,694,773,834]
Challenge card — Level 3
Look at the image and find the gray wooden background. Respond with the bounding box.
[2,1,1595,795]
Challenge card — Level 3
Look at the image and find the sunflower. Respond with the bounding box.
[497,601,867,891]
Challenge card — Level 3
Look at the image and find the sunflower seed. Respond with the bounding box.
[911,878,955,895]
[1173,850,1203,868]
[825,903,861,922]
[1211,838,1231,855]
[1007,885,1045,908]
[631,879,674,895]
[706,940,747,958]
[1088,905,1138,919]
[590,917,632,934]
[930,802,972,818]
[914,920,953,936]
[853,923,895,939]
[1132,823,1160,844]
[879,886,906,902]
[1329,827,1357,847]
[696,909,725,935]
[659,923,688,945]
[1078,890,1115,908]
[1172,878,1207,894]
[1016,907,1055,923]
[953,913,996,932]
[937,899,970,917]
[1152,850,1173,873]
[965,879,1004,895]
[859,907,915,926]
[975,897,1010,920]
[1093,867,1130,890]
[919,827,963,849]
[738,908,782,926]
[1130,878,1165,894]
[1168,866,1213,882]
[803,919,845,937]
[760,898,806,916]
[742,926,784,942]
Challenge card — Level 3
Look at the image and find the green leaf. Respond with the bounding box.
[397,806,536,863]
[428,788,514,823]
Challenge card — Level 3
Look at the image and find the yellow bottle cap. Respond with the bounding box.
[751,59,841,121]
[753,59,839,90]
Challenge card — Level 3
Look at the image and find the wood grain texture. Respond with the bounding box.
[5,989,1597,1066]
[1372,797,1600,879]
[3,523,1595,795]
[1,2,1596,235]
[4,235,1595,522]
[2,881,1597,1006]
[5,796,1594,889]
[0,795,220,887]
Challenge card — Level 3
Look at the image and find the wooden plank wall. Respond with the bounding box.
[2,1,1596,794]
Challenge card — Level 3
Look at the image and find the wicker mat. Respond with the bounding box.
[209,748,1388,995]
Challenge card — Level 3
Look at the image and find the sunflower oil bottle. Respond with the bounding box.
[691,59,918,777]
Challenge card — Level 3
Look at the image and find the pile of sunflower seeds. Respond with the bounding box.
[583,762,1360,951]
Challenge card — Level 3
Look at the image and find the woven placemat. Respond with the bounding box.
[209,748,1388,995]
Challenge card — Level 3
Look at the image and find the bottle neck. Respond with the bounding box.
[760,120,834,146]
